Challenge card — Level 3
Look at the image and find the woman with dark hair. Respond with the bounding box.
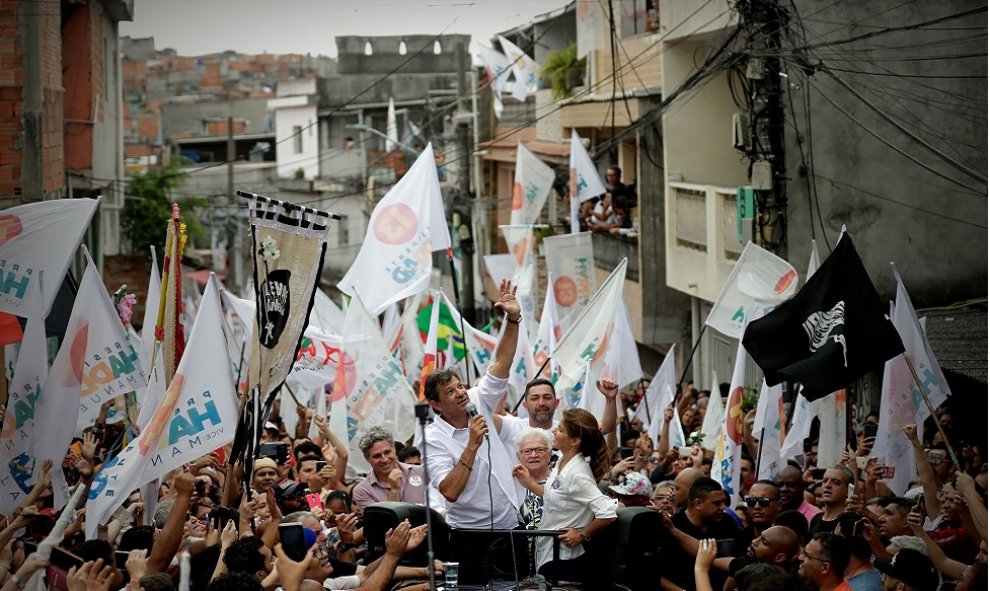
[516,408,617,584]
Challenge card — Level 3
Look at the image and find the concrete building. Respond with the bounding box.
[478,0,687,374]
[659,1,987,398]
[0,0,133,265]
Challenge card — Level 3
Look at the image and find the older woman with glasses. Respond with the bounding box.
[512,428,554,530]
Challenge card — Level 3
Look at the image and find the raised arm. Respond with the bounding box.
[903,425,941,517]
[147,471,195,574]
[489,280,521,380]
[597,379,619,437]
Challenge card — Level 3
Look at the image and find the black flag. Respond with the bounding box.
[742,233,904,400]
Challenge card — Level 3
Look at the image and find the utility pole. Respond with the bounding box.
[740,0,788,257]
[226,115,243,293]
[453,41,476,324]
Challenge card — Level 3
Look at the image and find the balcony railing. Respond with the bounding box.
[666,181,748,301]
[592,232,639,282]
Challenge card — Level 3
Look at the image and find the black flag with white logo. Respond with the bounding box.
[742,233,904,400]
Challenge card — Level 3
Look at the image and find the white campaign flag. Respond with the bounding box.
[510,143,556,226]
[310,289,346,335]
[478,43,512,118]
[641,345,685,448]
[30,250,145,465]
[604,301,642,389]
[86,275,236,537]
[499,225,538,321]
[0,280,47,514]
[816,390,847,468]
[342,294,417,475]
[483,254,517,288]
[780,392,814,462]
[398,292,425,384]
[890,265,951,419]
[576,361,596,413]
[291,327,344,390]
[139,247,161,373]
[497,35,541,102]
[532,273,561,382]
[753,380,785,479]
[568,130,606,233]
[711,340,746,504]
[543,232,597,328]
[507,321,536,406]
[700,371,723,449]
[339,145,451,315]
[0,198,99,317]
[386,97,399,152]
[705,242,799,339]
[874,349,918,496]
[552,259,626,410]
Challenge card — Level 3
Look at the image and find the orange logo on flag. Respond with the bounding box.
[511,182,523,210]
[775,269,798,294]
[0,215,22,246]
[373,204,418,245]
[726,387,745,444]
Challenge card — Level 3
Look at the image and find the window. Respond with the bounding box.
[338,215,349,246]
[292,125,303,153]
[399,40,407,55]
[364,41,374,56]
[433,40,442,55]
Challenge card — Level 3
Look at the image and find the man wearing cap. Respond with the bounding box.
[252,457,281,493]
[275,481,310,514]
[610,472,653,508]
[353,426,425,516]
[874,549,940,591]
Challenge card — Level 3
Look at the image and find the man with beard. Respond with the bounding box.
[480,377,618,455]
[353,427,425,516]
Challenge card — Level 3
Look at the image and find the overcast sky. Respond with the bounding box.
[120,0,571,58]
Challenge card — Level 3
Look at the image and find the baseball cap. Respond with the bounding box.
[874,549,939,591]
[276,481,309,500]
[609,472,652,497]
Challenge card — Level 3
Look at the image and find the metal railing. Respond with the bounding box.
[592,231,639,282]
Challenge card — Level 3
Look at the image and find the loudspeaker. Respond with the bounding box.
[362,501,451,566]
[585,507,663,590]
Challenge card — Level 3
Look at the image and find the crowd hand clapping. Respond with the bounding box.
[66,559,114,591]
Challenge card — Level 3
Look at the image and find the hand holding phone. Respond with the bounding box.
[278,523,309,562]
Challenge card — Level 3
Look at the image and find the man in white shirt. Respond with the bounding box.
[480,377,620,456]
[422,280,524,583]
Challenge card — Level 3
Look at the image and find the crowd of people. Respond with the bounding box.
[575,166,639,236]
[0,283,985,591]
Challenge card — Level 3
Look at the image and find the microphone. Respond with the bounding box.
[465,403,489,440]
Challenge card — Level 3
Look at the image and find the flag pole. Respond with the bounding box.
[673,324,708,408]
[754,426,766,479]
[446,248,473,386]
[901,352,961,469]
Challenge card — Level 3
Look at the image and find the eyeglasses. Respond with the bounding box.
[800,550,829,563]
[519,447,549,456]
[745,496,778,508]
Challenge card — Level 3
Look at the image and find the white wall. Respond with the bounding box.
[275,104,319,180]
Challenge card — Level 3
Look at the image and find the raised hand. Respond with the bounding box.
[125,549,148,581]
[337,513,359,544]
[493,280,521,321]
[385,520,413,557]
[596,378,619,400]
[81,432,98,465]
[695,538,718,571]
[67,559,115,591]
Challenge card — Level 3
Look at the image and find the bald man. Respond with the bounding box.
[673,467,704,511]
